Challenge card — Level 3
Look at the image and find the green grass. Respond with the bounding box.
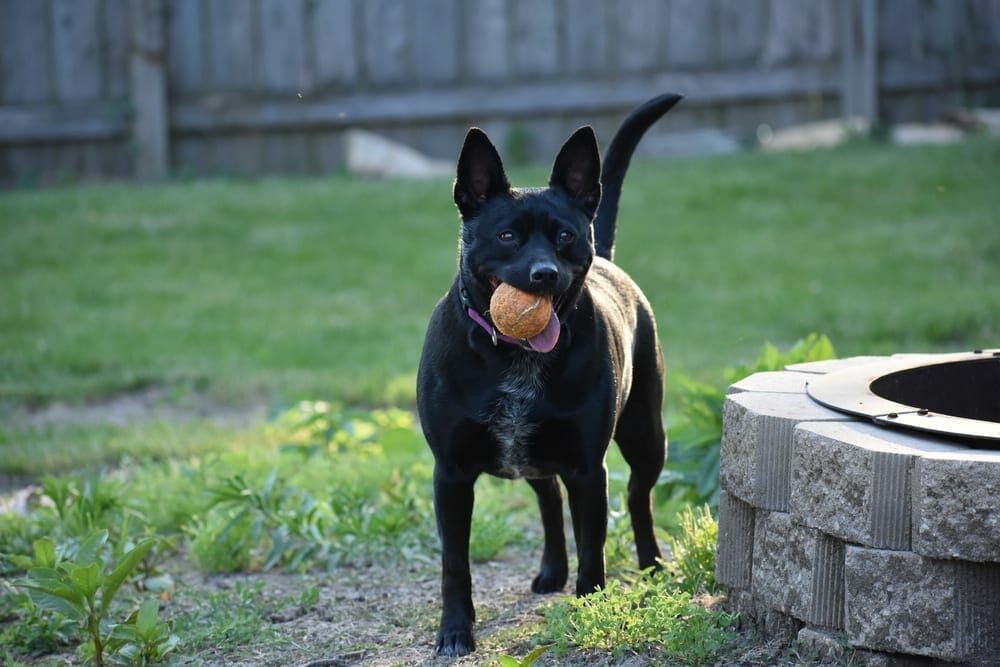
[2,139,998,415]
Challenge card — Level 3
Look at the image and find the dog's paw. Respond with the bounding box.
[531,564,568,594]
[435,628,475,656]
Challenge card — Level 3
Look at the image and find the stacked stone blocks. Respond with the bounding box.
[717,357,1000,663]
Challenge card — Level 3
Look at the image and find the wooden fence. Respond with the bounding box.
[1,0,999,185]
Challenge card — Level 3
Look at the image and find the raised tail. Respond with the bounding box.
[594,93,683,261]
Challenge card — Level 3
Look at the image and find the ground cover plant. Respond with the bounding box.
[1,137,998,664]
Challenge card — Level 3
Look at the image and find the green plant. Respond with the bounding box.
[41,475,124,537]
[658,334,835,527]
[0,583,77,658]
[106,598,179,664]
[470,514,523,563]
[666,504,719,594]
[171,580,282,654]
[497,643,553,667]
[542,570,736,665]
[13,530,161,666]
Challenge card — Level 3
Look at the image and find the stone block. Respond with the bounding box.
[716,491,755,588]
[792,421,917,550]
[912,450,1000,563]
[954,561,1000,661]
[844,547,955,659]
[752,511,844,629]
[726,370,811,395]
[721,392,848,510]
[796,627,852,664]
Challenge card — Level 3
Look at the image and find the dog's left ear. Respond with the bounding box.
[549,126,602,217]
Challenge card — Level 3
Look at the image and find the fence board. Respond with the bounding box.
[310,0,357,88]
[171,65,842,134]
[167,0,204,95]
[562,0,609,76]
[105,0,130,97]
[717,0,764,65]
[52,0,102,101]
[259,0,307,93]
[666,0,714,69]
[615,0,664,72]
[363,0,408,84]
[464,0,509,80]
[411,0,458,84]
[511,0,560,78]
[207,0,254,90]
[0,105,125,142]
[0,0,52,103]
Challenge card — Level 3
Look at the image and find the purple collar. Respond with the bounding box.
[466,306,524,347]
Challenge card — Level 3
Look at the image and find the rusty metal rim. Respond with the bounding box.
[805,350,1000,442]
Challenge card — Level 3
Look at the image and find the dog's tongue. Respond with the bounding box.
[527,310,560,353]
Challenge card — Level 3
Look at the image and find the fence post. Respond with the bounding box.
[129,0,169,180]
[839,0,879,128]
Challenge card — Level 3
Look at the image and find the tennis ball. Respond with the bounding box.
[489,283,553,339]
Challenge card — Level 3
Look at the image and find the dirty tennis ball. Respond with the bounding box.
[489,283,553,339]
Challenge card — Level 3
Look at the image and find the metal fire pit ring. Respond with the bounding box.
[806,349,1000,443]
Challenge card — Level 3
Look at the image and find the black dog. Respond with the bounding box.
[416,93,682,656]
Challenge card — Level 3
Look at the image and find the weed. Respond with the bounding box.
[171,580,282,654]
[13,530,162,666]
[106,598,179,664]
[497,643,553,667]
[0,583,77,658]
[666,504,719,594]
[542,571,736,665]
[470,513,523,563]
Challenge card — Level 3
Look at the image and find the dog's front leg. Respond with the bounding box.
[433,464,477,656]
[564,467,609,596]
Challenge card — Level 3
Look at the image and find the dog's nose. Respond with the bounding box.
[530,262,559,286]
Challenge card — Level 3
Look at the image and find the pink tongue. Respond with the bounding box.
[527,311,560,353]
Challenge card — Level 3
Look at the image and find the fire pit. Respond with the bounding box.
[716,351,1000,663]
[807,350,1000,443]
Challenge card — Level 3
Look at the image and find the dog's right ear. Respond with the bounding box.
[454,128,511,220]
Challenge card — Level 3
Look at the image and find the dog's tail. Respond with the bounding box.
[594,93,683,261]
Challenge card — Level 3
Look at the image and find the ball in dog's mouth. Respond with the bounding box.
[488,283,560,351]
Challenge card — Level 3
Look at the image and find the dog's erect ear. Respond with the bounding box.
[549,126,601,216]
[454,128,511,220]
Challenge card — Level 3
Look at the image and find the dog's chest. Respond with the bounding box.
[486,354,548,478]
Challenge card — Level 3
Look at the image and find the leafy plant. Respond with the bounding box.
[658,333,835,525]
[106,598,179,664]
[0,582,77,658]
[497,643,553,667]
[40,475,124,537]
[542,570,736,665]
[665,504,719,594]
[470,514,523,563]
[13,530,161,666]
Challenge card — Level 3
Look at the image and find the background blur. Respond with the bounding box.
[2,0,1000,185]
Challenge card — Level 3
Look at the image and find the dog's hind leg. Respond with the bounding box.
[615,402,666,570]
[614,346,667,570]
[527,476,568,593]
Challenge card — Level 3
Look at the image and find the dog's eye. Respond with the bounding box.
[498,230,516,243]
[558,230,576,244]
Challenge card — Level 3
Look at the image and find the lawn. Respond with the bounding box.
[2,138,997,413]
[0,138,998,665]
